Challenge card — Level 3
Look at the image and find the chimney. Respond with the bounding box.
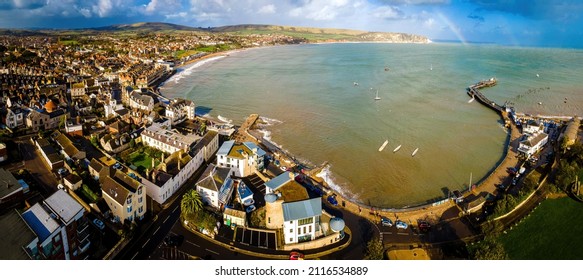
[178,158,181,171]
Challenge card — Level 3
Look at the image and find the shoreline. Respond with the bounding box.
[154,44,566,215]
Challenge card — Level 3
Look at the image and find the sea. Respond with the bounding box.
[160,43,583,208]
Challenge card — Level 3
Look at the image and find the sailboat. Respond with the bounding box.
[378,140,389,152]
[393,145,402,152]
[411,148,419,157]
[374,90,381,101]
[430,64,433,71]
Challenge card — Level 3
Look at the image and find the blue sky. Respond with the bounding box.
[1,0,582,48]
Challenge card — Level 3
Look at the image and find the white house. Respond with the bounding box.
[216,141,266,177]
[165,98,196,125]
[195,163,234,209]
[193,130,219,163]
[101,170,147,224]
[4,107,26,129]
[141,122,200,154]
[128,90,158,111]
[523,119,545,135]
[143,144,205,204]
[518,132,549,157]
[282,198,322,244]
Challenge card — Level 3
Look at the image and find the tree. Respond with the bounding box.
[364,238,385,260]
[129,138,135,149]
[181,189,203,216]
[468,237,508,260]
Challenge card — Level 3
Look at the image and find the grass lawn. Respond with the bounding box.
[128,151,157,171]
[498,197,583,259]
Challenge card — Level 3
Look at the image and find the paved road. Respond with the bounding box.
[114,163,209,260]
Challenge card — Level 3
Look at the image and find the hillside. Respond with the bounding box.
[209,24,430,43]
[0,22,430,43]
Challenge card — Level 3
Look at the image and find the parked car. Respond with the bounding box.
[512,176,519,186]
[289,251,304,260]
[395,220,408,230]
[242,198,255,207]
[246,205,256,213]
[327,195,338,206]
[381,216,393,227]
[92,218,105,230]
[164,235,184,247]
[112,162,122,170]
[57,168,68,176]
[418,221,431,232]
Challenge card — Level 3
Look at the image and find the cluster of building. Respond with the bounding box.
[0,29,334,259]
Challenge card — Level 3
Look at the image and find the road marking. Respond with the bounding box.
[153,226,160,235]
[186,240,200,247]
[206,248,219,255]
[173,205,179,213]
[163,216,170,223]
[131,251,139,260]
[397,232,409,235]
[383,231,392,234]
[142,238,150,248]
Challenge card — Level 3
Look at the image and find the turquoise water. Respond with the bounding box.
[161,43,583,208]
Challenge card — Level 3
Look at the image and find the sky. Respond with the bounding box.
[1,0,583,48]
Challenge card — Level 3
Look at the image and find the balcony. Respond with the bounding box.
[77,220,89,234]
[78,239,91,254]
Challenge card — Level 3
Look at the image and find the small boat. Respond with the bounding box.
[353,82,359,86]
[378,140,389,152]
[217,115,232,123]
[536,73,540,78]
[374,90,381,101]
[385,67,390,71]
[430,64,433,71]
[411,148,419,157]
[393,145,402,152]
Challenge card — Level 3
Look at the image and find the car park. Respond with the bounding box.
[93,218,105,230]
[395,220,408,230]
[327,195,338,206]
[381,216,393,227]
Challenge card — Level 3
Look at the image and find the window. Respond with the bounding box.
[268,217,271,223]
[138,197,143,203]
[290,238,293,242]
[298,217,313,226]
[290,229,293,233]
[139,206,143,213]
[127,206,132,213]
[309,225,312,232]
[127,197,132,204]
[138,188,142,195]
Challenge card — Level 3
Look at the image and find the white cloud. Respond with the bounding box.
[79,8,92,18]
[258,4,276,14]
[92,0,112,17]
[371,6,403,20]
[288,0,356,21]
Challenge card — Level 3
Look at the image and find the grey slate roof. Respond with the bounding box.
[265,171,292,192]
[282,197,322,222]
[197,163,231,192]
[0,210,36,259]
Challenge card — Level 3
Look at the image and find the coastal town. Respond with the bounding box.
[0,23,582,261]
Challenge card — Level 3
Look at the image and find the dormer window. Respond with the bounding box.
[127,197,132,204]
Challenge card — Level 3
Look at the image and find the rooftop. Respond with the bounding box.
[43,189,84,225]
[0,210,37,260]
[282,197,322,222]
[265,171,293,193]
[21,203,59,242]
